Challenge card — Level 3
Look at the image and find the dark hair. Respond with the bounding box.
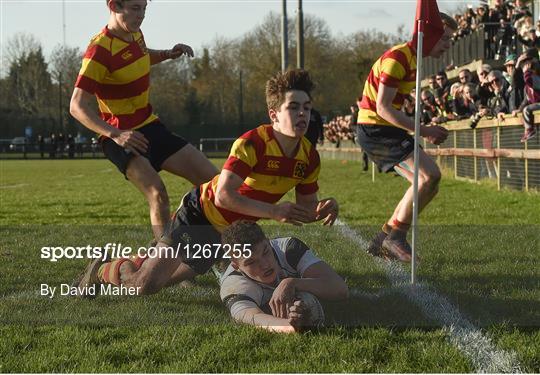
[265,69,314,111]
[107,0,151,8]
[440,12,459,31]
[221,220,267,249]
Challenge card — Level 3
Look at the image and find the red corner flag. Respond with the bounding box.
[412,0,444,56]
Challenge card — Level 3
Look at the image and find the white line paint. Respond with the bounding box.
[336,219,522,374]
[0,183,29,189]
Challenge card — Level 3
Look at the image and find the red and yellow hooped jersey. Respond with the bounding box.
[75,27,158,130]
[200,125,320,232]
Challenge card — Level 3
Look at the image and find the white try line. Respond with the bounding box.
[336,219,522,374]
[0,183,29,189]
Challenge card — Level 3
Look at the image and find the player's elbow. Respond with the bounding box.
[69,95,84,120]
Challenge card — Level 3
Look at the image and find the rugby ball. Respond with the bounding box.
[295,291,325,327]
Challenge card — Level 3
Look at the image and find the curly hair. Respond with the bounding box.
[265,69,315,111]
[221,220,267,249]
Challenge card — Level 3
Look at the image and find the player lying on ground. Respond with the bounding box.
[70,0,218,241]
[75,69,339,297]
[220,221,348,333]
[356,12,457,262]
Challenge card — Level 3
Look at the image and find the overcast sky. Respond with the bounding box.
[1,0,482,68]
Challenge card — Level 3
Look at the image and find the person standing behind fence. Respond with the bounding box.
[512,51,540,142]
[70,0,218,241]
[356,13,456,262]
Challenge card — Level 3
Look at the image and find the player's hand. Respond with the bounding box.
[271,202,316,226]
[497,112,505,122]
[421,125,448,145]
[270,278,296,319]
[111,130,148,155]
[288,300,309,332]
[169,43,194,59]
[315,198,339,225]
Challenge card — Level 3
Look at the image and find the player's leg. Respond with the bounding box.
[161,144,219,186]
[126,156,171,240]
[382,149,441,261]
[521,103,539,142]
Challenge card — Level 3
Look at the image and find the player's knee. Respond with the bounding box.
[422,169,441,188]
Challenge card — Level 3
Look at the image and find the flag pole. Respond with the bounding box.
[411,19,424,285]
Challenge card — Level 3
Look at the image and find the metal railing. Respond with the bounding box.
[318,114,540,192]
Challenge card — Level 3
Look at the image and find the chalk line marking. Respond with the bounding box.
[336,219,522,373]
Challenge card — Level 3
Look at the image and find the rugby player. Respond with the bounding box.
[76,69,339,297]
[220,221,348,333]
[70,0,218,241]
[356,13,457,261]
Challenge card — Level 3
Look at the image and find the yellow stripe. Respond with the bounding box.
[79,58,108,82]
[106,55,150,84]
[110,37,130,56]
[229,138,257,168]
[98,90,150,115]
[90,32,112,51]
[244,173,299,195]
[200,180,229,232]
[380,58,406,80]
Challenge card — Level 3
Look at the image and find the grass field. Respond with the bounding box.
[0,158,539,372]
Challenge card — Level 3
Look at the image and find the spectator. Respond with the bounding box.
[454,83,478,120]
[67,134,75,159]
[38,134,44,158]
[494,18,515,60]
[458,68,473,84]
[513,51,540,142]
[420,90,439,125]
[435,71,451,98]
[427,75,439,94]
[305,108,324,148]
[486,70,512,121]
[49,133,57,159]
[402,89,415,118]
[477,64,494,106]
[517,28,540,50]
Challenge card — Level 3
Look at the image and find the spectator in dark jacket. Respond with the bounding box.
[305,108,324,147]
[486,70,512,121]
[513,52,540,142]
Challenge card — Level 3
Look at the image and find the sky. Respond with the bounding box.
[0,0,483,71]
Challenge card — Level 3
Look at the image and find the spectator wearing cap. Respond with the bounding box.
[477,64,495,106]
[512,51,540,142]
[486,70,512,121]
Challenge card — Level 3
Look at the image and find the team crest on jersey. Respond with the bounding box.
[121,51,133,60]
[293,161,307,178]
[266,159,280,170]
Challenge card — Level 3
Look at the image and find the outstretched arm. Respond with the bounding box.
[215,169,314,225]
[148,43,194,65]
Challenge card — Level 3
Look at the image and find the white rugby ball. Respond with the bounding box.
[295,291,325,327]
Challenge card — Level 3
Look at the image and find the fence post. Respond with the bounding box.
[453,130,458,179]
[473,128,477,182]
[497,124,501,191]
[524,140,529,192]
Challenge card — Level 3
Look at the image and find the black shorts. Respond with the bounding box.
[160,187,222,275]
[101,121,189,177]
[356,124,415,173]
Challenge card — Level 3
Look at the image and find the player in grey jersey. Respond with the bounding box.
[220,221,348,333]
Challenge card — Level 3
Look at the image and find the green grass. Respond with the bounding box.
[0,159,539,372]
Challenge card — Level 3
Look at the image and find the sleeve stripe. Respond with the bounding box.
[74,74,99,94]
[380,73,400,88]
[295,181,318,195]
[223,156,252,180]
[78,58,108,83]
[284,237,309,270]
[83,44,110,68]
[385,49,409,69]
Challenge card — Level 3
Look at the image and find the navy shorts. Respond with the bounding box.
[101,121,189,177]
[356,124,415,173]
[160,187,222,275]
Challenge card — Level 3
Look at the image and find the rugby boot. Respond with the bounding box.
[73,255,109,299]
[366,224,392,260]
[520,127,537,143]
[381,229,412,262]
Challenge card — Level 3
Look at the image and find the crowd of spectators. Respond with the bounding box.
[413,46,539,142]
[322,0,538,146]
[452,0,537,60]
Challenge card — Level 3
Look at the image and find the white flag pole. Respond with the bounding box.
[411,19,424,285]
